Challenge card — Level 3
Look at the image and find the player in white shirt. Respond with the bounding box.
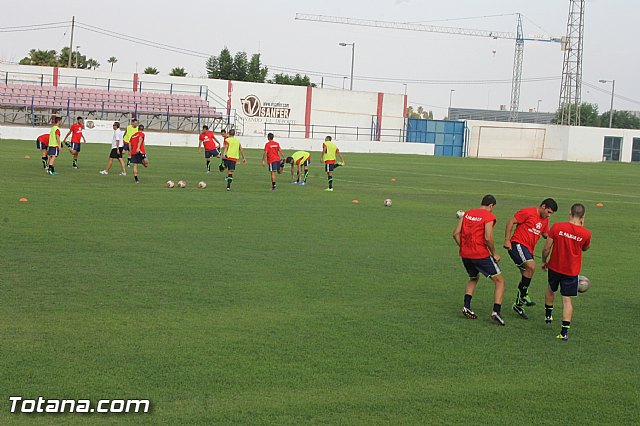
[99,122,127,175]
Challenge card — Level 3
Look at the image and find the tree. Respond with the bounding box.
[247,53,268,83]
[169,67,187,77]
[19,49,58,66]
[107,56,118,72]
[205,55,219,79]
[600,110,640,129]
[269,73,315,87]
[218,48,234,80]
[232,51,248,82]
[144,67,159,75]
[553,102,600,127]
[407,105,434,120]
[86,59,100,70]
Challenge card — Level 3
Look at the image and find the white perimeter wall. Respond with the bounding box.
[466,120,640,162]
[1,64,406,142]
[0,125,435,156]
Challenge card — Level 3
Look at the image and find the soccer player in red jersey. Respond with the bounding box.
[63,116,86,169]
[197,125,221,173]
[129,124,148,184]
[504,198,558,319]
[36,133,49,170]
[453,194,506,325]
[541,203,591,341]
[261,133,286,190]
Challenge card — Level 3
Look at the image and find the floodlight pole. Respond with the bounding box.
[68,16,75,68]
[339,42,355,90]
[599,79,615,128]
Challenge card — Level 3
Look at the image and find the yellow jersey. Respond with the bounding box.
[292,151,311,164]
[225,137,241,159]
[48,125,61,147]
[323,141,337,162]
[124,125,138,143]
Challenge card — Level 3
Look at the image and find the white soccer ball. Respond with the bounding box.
[198,181,207,189]
[456,209,466,219]
[178,180,187,188]
[383,198,393,207]
[166,180,175,188]
[578,275,590,293]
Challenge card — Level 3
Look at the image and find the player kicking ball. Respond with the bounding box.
[285,151,311,185]
[198,125,221,173]
[62,116,86,169]
[220,129,246,191]
[541,203,591,341]
[453,194,506,325]
[261,133,286,190]
[321,136,346,191]
[129,124,148,184]
[504,198,558,319]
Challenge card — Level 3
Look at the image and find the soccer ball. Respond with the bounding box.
[383,198,392,207]
[456,209,466,219]
[166,180,175,188]
[198,181,207,189]
[578,276,590,293]
[178,180,187,188]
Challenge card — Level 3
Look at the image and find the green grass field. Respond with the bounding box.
[1,139,639,425]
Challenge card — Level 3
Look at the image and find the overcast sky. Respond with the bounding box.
[1,0,638,118]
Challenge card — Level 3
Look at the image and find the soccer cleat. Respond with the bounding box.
[545,315,553,324]
[99,170,108,175]
[324,188,334,192]
[219,164,225,172]
[73,165,78,169]
[512,304,529,320]
[291,181,298,185]
[119,172,126,176]
[64,142,71,148]
[523,291,536,306]
[271,187,278,191]
[127,164,131,168]
[299,182,306,186]
[556,334,568,341]
[462,306,477,320]
[490,311,505,326]
[49,172,57,176]
[226,187,230,191]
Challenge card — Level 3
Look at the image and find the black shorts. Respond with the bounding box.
[121,143,130,152]
[47,147,60,156]
[548,268,578,297]
[462,257,502,279]
[71,142,81,152]
[325,162,336,172]
[131,153,147,164]
[269,161,281,172]
[508,242,535,269]
[224,159,237,171]
[110,148,122,159]
[36,141,48,150]
[205,149,220,159]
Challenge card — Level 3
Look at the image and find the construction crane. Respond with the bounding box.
[295,13,562,121]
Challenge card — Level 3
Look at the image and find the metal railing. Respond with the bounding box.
[263,121,407,142]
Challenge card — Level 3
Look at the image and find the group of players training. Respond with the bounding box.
[35,117,347,191]
[453,195,591,341]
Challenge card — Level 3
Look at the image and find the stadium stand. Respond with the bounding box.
[0,83,225,132]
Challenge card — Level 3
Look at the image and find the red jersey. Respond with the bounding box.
[70,123,84,143]
[547,222,591,276]
[199,131,218,151]
[129,131,146,155]
[264,141,282,163]
[510,207,549,254]
[37,134,50,145]
[459,208,497,259]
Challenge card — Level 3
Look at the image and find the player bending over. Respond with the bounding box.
[541,203,591,341]
[285,151,311,185]
[453,194,506,326]
[504,198,558,319]
[36,133,49,170]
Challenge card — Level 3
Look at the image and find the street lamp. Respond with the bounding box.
[537,99,542,112]
[449,89,455,109]
[342,76,347,90]
[599,79,615,128]
[339,42,355,91]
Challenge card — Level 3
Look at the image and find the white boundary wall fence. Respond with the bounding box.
[466,120,640,162]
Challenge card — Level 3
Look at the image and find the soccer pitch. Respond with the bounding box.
[1,139,638,424]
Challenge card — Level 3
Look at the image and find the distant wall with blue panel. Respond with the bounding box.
[406,118,465,157]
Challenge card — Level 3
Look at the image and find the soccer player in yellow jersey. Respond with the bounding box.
[122,118,138,167]
[285,151,311,185]
[321,135,346,191]
[47,116,62,175]
[220,129,247,191]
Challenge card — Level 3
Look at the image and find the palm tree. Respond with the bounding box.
[87,59,100,70]
[143,67,159,75]
[107,56,118,72]
[169,67,187,77]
